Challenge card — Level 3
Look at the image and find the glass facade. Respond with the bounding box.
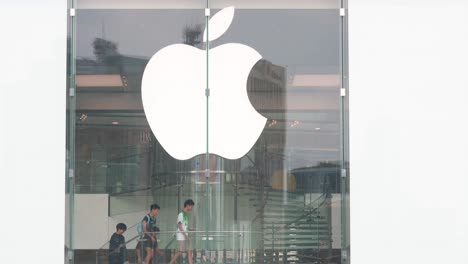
[66,1,349,263]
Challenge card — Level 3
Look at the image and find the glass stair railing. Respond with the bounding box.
[95,230,272,264]
[252,188,332,264]
[98,174,332,263]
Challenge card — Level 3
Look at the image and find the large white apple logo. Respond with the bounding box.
[142,6,266,160]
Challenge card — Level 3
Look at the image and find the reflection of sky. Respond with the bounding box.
[77,9,339,73]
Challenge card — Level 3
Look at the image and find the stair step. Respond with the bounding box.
[243,193,304,201]
[263,225,328,234]
[253,203,305,209]
[263,225,329,231]
[254,207,306,213]
[263,227,329,233]
[263,237,330,243]
[237,186,303,194]
[259,209,321,215]
[263,201,305,206]
[265,235,330,240]
[263,212,327,222]
[263,223,329,229]
[263,217,327,222]
[249,197,304,203]
[264,236,331,243]
[263,241,327,248]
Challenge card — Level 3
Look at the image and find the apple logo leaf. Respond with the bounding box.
[203,6,235,42]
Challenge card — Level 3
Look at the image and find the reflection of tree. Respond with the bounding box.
[92,38,119,64]
[183,24,202,47]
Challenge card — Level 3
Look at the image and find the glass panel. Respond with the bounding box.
[206,1,343,263]
[74,6,206,191]
[66,1,77,262]
[340,1,350,262]
[71,2,207,263]
[68,1,348,263]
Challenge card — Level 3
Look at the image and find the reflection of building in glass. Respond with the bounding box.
[72,32,344,263]
[75,49,152,195]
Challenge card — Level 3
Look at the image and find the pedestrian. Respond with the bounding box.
[109,223,128,264]
[136,203,160,264]
[169,199,195,264]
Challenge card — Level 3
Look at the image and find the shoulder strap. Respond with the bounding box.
[141,214,151,233]
[181,211,188,223]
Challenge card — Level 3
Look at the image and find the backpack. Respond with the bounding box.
[137,214,151,235]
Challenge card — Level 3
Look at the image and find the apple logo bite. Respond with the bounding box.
[142,6,266,160]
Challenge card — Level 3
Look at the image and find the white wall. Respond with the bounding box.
[2,1,468,263]
[65,193,151,250]
[65,194,110,249]
[330,194,344,249]
[349,1,468,263]
[0,1,66,263]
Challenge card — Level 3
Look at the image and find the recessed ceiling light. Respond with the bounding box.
[111,121,119,125]
[315,127,321,130]
[290,120,300,128]
[79,114,87,121]
[195,181,220,185]
[268,120,277,127]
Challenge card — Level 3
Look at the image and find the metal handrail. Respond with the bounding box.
[97,230,270,252]
[98,230,270,250]
[96,230,273,264]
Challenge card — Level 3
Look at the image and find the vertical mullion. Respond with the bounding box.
[205,0,211,255]
[339,0,349,263]
[68,1,77,264]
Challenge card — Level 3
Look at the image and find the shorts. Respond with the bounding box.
[177,240,192,252]
[136,235,157,250]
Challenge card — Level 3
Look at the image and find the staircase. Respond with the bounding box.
[240,184,332,263]
[99,181,333,264]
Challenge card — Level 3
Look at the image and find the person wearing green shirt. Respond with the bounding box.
[169,199,195,264]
